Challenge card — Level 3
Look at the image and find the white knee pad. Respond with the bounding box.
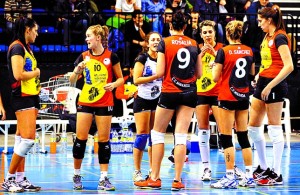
[14,138,34,157]
[267,125,284,144]
[248,126,264,142]
[14,135,21,152]
[151,130,165,146]
[198,129,210,147]
[175,133,187,146]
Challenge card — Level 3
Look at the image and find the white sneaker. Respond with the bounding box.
[211,175,237,189]
[234,165,246,180]
[239,177,256,188]
[133,170,143,182]
[1,177,24,192]
[201,168,212,181]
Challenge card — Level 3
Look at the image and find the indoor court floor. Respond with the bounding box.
[1,133,300,194]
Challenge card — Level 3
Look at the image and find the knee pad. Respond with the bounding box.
[236,131,251,149]
[134,134,149,150]
[248,126,264,142]
[198,129,210,147]
[151,130,165,146]
[220,134,233,150]
[14,135,21,152]
[175,133,187,146]
[268,125,284,144]
[98,141,111,164]
[14,138,34,157]
[73,138,87,159]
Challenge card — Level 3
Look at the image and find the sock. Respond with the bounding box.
[268,125,284,175]
[15,172,25,182]
[74,169,81,175]
[14,135,21,152]
[100,171,108,180]
[198,129,210,169]
[245,166,253,179]
[6,173,15,180]
[249,126,268,170]
[226,169,235,180]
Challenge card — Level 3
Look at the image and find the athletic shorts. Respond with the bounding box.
[12,95,40,112]
[218,100,249,111]
[253,76,288,104]
[158,91,197,110]
[133,95,159,113]
[197,95,218,106]
[77,105,113,116]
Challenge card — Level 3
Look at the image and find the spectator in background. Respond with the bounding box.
[4,0,32,32]
[184,11,202,44]
[142,0,166,34]
[122,10,151,69]
[194,0,224,43]
[242,0,272,63]
[234,0,253,21]
[56,0,89,46]
[115,0,141,20]
[166,0,191,14]
[161,7,173,37]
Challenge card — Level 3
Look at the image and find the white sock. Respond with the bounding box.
[198,129,210,169]
[14,135,21,152]
[6,173,15,180]
[249,126,268,170]
[226,169,235,180]
[15,172,25,182]
[268,125,284,175]
[74,169,81,175]
[245,166,253,179]
[100,171,108,180]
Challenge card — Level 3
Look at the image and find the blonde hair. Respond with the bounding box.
[199,20,216,34]
[225,20,243,41]
[87,24,109,47]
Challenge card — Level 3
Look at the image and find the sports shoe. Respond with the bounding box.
[134,176,161,189]
[256,170,283,186]
[234,165,245,180]
[253,165,270,181]
[171,180,185,191]
[73,174,83,190]
[201,168,212,181]
[17,177,41,191]
[133,170,143,182]
[97,177,115,191]
[1,177,24,192]
[210,175,237,189]
[238,177,256,188]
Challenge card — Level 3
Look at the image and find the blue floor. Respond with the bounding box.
[1,143,300,194]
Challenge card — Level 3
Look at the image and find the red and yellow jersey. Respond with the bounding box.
[215,44,253,101]
[196,42,224,96]
[77,49,117,107]
[259,30,291,78]
[158,35,200,93]
[8,40,40,97]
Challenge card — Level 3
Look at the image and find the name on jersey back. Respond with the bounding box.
[172,39,192,45]
[228,49,251,55]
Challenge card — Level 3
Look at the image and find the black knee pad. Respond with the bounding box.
[236,131,251,149]
[220,134,233,150]
[73,138,87,159]
[98,141,111,164]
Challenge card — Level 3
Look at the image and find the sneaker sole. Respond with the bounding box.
[202,178,211,181]
[24,187,41,192]
[73,186,83,190]
[97,187,116,191]
[171,187,184,191]
[136,186,161,190]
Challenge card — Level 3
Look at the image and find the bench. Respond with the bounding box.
[0,119,69,154]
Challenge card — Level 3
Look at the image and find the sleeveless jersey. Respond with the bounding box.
[135,53,162,100]
[8,40,40,97]
[259,30,291,78]
[215,44,253,101]
[196,42,223,96]
[77,49,116,107]
[158,35,200,93]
